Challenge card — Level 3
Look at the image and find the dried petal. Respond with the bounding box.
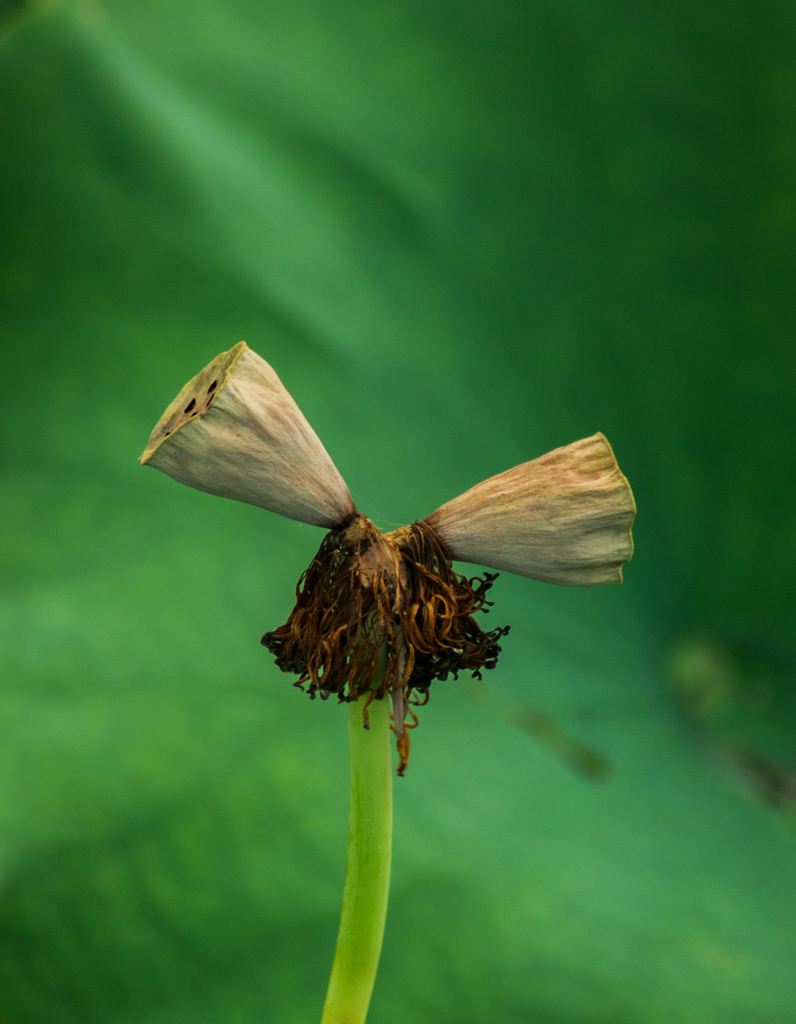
[139,342,356,529]
[423,433,635,586]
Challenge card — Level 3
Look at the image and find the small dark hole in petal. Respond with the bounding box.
[191,411,198,417]
[184,398,196,413]
[207,380,217,393]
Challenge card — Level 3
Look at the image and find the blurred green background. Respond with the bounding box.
[1,2,795,1022]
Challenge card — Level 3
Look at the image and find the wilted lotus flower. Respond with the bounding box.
[140,342,635,774]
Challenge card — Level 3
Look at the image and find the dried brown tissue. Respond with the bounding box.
[140,342,636,774]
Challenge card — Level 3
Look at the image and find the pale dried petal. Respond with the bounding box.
[139,342,356,529]
[424,433,635,586]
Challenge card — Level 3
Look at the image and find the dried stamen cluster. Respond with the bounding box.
[140,342,636,774]
[262,515,509,773]
[389,520,508,694]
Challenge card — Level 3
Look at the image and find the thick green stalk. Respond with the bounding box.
[321,693,393,1024]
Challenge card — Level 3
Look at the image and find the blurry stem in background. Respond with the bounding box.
[321,691,393,1024]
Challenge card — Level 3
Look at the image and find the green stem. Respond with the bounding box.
[321,693,393,1024]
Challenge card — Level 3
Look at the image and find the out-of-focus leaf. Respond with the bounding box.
[1,3,795,1023]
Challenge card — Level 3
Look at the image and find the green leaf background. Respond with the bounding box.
[2,2,795,1022]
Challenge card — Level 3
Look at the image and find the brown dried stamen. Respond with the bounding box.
[389,520,509,696]
[262,513,404,702]
[262,516,509,774]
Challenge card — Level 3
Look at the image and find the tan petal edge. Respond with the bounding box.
[424,433,636,586]
[139,342,248,465]
[139,343,356,529]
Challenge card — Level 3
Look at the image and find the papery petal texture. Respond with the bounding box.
[139,343,356,529]
[424,433,635,585]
